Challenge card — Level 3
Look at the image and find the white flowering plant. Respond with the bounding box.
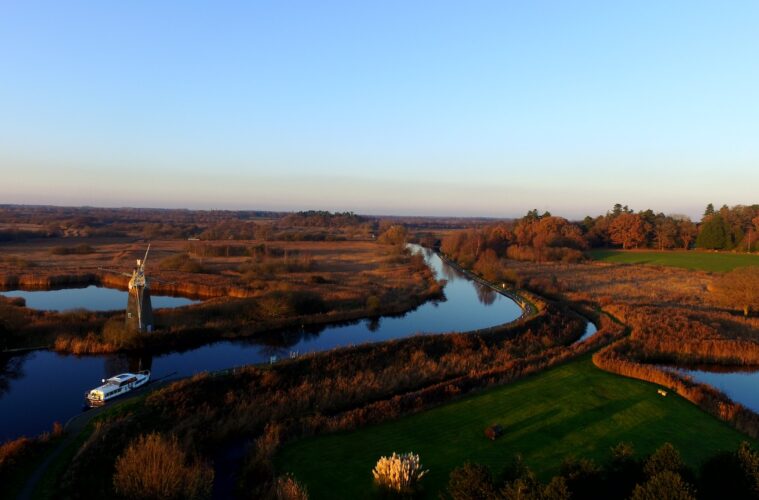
[372,452,428,493]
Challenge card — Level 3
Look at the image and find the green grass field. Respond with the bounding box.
[275,357,754,499]
[589,249,759,272]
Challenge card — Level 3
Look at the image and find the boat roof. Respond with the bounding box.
[89,372,145,394]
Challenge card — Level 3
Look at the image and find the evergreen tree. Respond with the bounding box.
[703,203,715,218]
[696,215,728,249]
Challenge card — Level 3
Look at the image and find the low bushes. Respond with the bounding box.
[0,422,63,494]
[113,433,213,500]
[50,244,95,255]
[159,253,205,273]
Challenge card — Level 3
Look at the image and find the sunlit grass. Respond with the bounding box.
[275,357,755,499]
[589,249,759,272]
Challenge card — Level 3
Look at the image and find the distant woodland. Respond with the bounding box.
[441,203,759,266]
[2,203,756,255]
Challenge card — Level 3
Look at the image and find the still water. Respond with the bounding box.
[0,247,523,441]
[676,367,759,414]
[1,285,198,311]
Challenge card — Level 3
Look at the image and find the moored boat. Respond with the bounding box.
[86,370,150,406]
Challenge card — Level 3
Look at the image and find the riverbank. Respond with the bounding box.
[1,241,443,354]
[276,355,755,499]
[1,242,552,496]
[495,254,759,439]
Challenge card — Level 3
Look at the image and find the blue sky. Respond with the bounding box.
[1,1,757,218]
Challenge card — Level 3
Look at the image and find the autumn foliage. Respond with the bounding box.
[113,433,213,500]
[441,213,586,266]
[712,266,759,316]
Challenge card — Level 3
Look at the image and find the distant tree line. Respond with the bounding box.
[441,203,759,265]
[583,203,759,252]
[197,211,376,241]
[279,210,367,227]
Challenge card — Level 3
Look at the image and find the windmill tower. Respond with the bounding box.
[125,245,154,333]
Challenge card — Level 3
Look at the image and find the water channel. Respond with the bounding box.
[675,366,759,414]
[1,285,198,311]
[0,247,524,442]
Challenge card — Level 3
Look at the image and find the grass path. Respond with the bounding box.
[276,356,754,499]
[588,249,759,272]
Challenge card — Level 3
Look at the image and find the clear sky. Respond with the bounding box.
[1,1,758,219]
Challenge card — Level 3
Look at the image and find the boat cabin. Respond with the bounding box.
[86,371,149,405]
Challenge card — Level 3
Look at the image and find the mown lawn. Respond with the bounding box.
[589,249,759,272]
[275,357,754,499]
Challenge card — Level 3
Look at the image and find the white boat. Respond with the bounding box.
[86,370,150,406]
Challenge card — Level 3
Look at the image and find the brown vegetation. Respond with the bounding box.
[0,421,64,492]
[440,234,759,440]
[273,474,309,500]
[1,239,442,353]
[52,297,623,498]
[712,266,759,316]
[440,212,587,267]
[113,433,213,500]
[510,260,759,436]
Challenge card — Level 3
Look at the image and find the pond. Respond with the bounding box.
[0,285,198,311]
[0,246,526,442]
[675,366,759,414]
[576,318,598,342]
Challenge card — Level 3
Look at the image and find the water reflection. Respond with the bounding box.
[0,246,523,441]
[0,354,26,398]
[440,262,461,282]
[475,282,497,305]
[367,317,381,332]
[104,352,154,376]
[1,285,198,312]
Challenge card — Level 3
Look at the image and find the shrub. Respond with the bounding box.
[159,253,205,273]
[372,452,428,494]
[102,317,140,348]
[0,436,32,471]
[51,244,95,255]
[444,463,497,500]
[630,471,695,500]
[366,295,381,313]
[113,433,213,500]
[273,473,309,500]
[712,266,759,316]
[643,443,685,478]
[377,225,408,246]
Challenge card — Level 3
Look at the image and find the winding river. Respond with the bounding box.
[0,247,524,442]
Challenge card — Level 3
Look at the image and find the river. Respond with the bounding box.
[0,247,524,442]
